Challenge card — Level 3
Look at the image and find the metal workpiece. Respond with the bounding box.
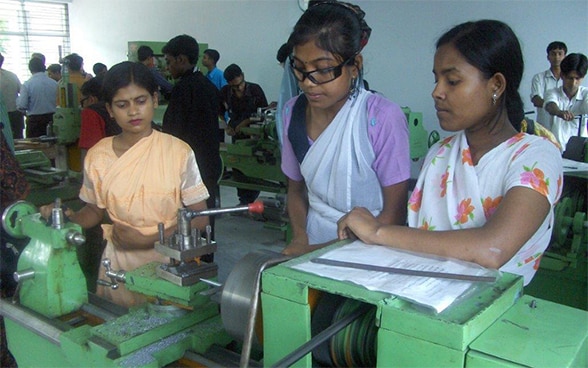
[50,206,65,229]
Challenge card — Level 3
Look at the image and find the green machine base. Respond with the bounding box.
[1,298,231,368]
[261,243,588,367]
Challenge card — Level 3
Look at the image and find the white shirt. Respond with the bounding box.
[0,68,21,112]
[544,85,588,150]
[530,69,562,129]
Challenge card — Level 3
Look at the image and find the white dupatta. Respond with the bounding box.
[301,89,383,244]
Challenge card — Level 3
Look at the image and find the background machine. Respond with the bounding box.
[1,197,586,367]
[219,106,438,239]
[14,54,83,208]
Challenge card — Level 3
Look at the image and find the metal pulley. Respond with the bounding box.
[220,250,291,367]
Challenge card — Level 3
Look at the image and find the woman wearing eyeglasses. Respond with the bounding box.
[281,1,410,256]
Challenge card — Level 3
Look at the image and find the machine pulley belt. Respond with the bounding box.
[311,257,497,282]
[270,303,371,368]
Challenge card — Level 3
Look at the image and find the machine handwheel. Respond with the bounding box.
[1,200,37,238]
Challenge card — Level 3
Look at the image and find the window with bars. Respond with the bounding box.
[0,0,70,82]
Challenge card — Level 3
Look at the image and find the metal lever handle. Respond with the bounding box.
[98,259,126,289]
[185,201,264,219]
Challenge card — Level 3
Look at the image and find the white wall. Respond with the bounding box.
[69,0,588,137]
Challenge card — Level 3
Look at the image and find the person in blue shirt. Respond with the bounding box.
[137,45,173,100]
[16,57,57,138]
[203,49,228,142]
[202,49,227,90]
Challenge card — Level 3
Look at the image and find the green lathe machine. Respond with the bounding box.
[2,197,587,367]
[219,106,437,237]
[219,106,434,196]
[524,165,588,310]
[14,54,83,207]
[220,108,286,195]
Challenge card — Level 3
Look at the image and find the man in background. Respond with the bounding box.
[0,53,23,139]
[58,53,89,105]
[530,41,567,130]
[202,49,227,90]
[92,62,108,77]
[544,53,588,151]
[202,49,228,142]
[161,34,221,247]
[47,63,62,82]
[16,57,57,138]
[219,63,269,205]
[137,45,173,100]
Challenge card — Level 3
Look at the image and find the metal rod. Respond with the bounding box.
[199,278,223,288]
[311,258,497,282]
[270,304,370,368]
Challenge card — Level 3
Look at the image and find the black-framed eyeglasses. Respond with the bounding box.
[290,54,356,85]
[80,96,90,106]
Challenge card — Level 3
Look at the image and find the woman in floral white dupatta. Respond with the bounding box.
[338,20,563,286]
[41,62,210,307]
[280,1,411,256]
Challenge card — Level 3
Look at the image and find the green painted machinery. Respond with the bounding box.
[0,202,258,367]
[525,171,587,311]
[2,199,586,367]
[220,108,287,194]
[2,200,87,317]
[262,243,588,367]
[13,56,84,207]
[14,148,82,207]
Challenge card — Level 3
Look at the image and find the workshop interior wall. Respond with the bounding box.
[69,0,587,174]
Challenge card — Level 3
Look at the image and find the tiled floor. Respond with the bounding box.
[214,186,287,283]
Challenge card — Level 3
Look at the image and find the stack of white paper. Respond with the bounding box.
[291,241,498,313]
